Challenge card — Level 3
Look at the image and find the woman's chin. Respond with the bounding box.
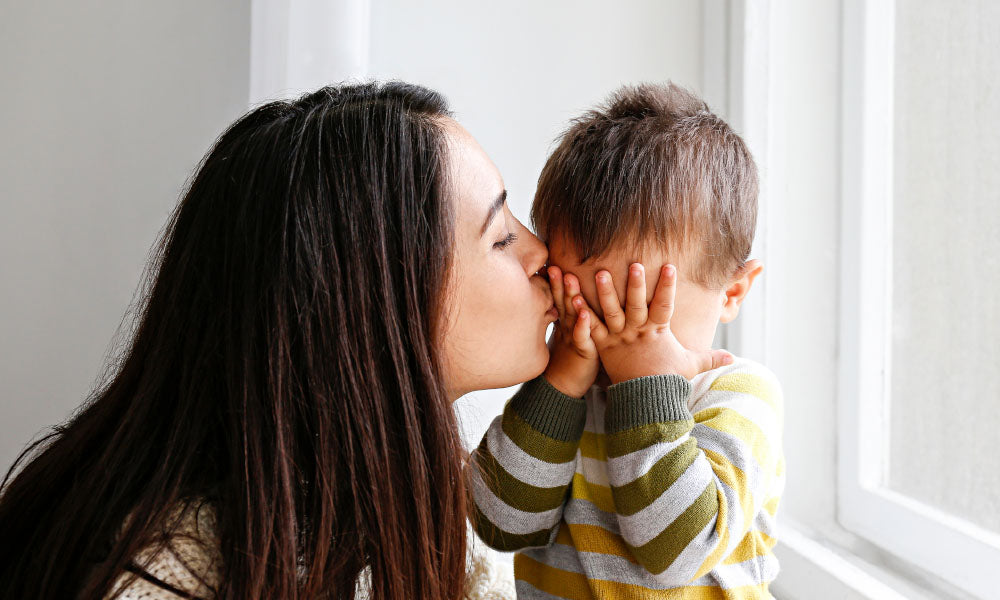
[530,340,551,379]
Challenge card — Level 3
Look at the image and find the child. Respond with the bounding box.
[467,83,784,598]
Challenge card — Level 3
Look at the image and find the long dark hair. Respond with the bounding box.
[0,81,468,599]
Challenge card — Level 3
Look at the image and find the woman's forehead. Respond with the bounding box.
[441,119,505,226]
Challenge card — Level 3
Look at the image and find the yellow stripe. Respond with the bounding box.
[702,447,756,539]
[555,523,638,563]
[693,407,774,471]
[514,554,595,600]
[763,496,780,517]
[571,472,615,514]
[723,530,777,565]
[580,431,607,461]
[516,553,773,599]
[709,372,780,411]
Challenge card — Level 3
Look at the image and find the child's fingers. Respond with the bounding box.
[624,263,648,328]
[548,266,565,320]
[572,308,596,353]
[595,271,625,333]
[648,264,677,325]
[587,304,610,346]
[563,273,581,322]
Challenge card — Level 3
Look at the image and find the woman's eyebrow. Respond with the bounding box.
[479,189,508,236]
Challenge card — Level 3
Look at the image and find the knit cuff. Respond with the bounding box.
[508,375,588,442]
[605,374,693,434]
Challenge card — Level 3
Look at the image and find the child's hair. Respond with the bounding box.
[532,82,758,289]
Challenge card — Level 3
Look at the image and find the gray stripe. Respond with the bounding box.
[515,580,574,600]
[562,496,621,534]
[643,517,719,585]
[485,415,579,488]
[694,424,773,515]
[529,542,688,590]
[753,509,778,538]
[467,463,563,535]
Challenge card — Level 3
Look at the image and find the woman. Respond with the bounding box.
[0,82,554,599]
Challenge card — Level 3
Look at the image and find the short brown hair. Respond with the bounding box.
[532,82,758,289]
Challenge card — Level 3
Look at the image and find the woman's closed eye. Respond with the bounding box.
[493,232,518,250]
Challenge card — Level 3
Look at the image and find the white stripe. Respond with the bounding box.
[484,415,578,488]
[605,432,692,485]
[692,391,781,445]
[584,390,607,433]
[694,425,771,504]
[712,551,780,588]
[578,455,610,487]
[715,475,749,556]
[615,457,717,547]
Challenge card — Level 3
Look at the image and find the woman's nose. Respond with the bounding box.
[522,228,549,277]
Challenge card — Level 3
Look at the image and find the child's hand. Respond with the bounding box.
[542,266,601,398]
[574,263,733,382]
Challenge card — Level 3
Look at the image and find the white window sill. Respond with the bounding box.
[772,519,972,600]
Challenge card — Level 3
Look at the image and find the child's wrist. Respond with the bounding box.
[543,368,590,399]
[607,366,686,385]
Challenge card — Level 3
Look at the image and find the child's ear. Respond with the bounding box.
[719,259,763,323]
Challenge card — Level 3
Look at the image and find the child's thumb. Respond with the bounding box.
[695,349,734,375]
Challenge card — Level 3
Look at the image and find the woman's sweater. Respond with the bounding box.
[105,503,515,600]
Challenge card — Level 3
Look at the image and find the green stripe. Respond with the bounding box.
[501,410,581,464]
[469,503,554,552]
[508,375,588,441]
[606,374,692,433]
[606,421,694,458]
[472,441,569,513]
[608,438,700,515]
[629,482,719,574]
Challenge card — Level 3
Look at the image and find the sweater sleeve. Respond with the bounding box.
[466,375,587,552]
[602,364,783,583]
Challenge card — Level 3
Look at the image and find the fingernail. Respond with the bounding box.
[631,264,642,277]
[665,264,674,277]
[723,354,733,365]
[597,272,609,284]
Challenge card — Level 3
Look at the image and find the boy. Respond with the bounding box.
[467,83,784,598]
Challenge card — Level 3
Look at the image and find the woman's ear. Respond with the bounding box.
[719,259,763,323]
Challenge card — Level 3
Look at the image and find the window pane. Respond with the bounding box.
[890,0,1000,534]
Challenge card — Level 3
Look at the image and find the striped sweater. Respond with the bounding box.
[468,357,784,599]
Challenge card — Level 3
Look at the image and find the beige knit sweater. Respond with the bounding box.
[105,504,515,600]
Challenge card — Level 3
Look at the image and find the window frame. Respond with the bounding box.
[836,1,1000,597]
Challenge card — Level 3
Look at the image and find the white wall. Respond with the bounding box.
[0,1,251,472]
[766,0,843,536]
[364,0,705,446]
[0,0,704,479]
[890,0,1000,534]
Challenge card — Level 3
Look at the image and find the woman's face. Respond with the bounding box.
[437,118,557,400]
